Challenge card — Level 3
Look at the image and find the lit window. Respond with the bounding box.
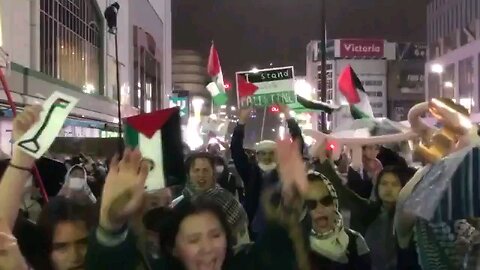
[40,0,102,93]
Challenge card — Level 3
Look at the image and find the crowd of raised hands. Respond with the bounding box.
[0,106,310,269]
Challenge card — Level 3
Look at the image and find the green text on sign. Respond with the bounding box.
[240,91,296,107]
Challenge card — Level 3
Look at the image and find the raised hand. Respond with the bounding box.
[12,105,42,167]
[276,137,308,200]
[0,221,28,270]
[238,108,251,125]
[100,149,150,231]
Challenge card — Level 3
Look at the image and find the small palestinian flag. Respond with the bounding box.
[289,95,342,114]
[206,42,228,105]
[124,107,186,190]
[237,74,259,98]
[338,65,374,119]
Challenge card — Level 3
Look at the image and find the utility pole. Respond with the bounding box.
[104,2,123,153]
[320,0,327,131]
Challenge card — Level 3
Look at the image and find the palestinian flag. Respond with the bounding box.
[206,42,228,105]
[338,65,374,119]
[124,107,186,190]
[236,74,259,98]
[289,95,343,114]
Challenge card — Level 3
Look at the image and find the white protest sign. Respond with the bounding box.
[235,66,296,108]
[15,92,78,159]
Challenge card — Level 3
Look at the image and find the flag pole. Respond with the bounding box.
[104,2,123,153]
[260,108,267,141]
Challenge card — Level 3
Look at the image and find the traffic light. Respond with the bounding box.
[224,80,231,90]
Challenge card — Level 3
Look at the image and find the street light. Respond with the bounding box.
[251,67,259,73]
[294,79,314,99]
[430,63,444,74]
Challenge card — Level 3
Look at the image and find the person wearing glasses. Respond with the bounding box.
[302,171,371,270]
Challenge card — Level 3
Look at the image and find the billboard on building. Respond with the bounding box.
[396,43,427,60]
[338,39,385,58]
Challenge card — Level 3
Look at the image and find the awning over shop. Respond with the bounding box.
[0,107,119,132]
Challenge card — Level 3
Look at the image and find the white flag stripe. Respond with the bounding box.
[358,90,374,117]
[139,130,166,190]
[207,82,221,96]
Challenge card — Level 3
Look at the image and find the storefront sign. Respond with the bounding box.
[169,96,189,118]
[396,43,427,60]
[339,39,384,58]
[236,66,296,108]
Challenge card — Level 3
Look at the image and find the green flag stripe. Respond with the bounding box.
[124,124,139,148]
[350,105,372,120]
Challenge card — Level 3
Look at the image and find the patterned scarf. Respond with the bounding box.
[183,181,248,236]
[307,171,350,262]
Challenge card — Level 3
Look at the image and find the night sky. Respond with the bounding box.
[172,0,428,81]
[172,0,428,144]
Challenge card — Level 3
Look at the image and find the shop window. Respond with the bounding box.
[40,0,102,94]
[459,57,474,111]
[443,30,457,54]
[133,25,163,112]
[442,64,455,99]
[460,20,476,46]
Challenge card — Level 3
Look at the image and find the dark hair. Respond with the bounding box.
[374,166,416,202]
[362,144,380,150]
[159,197,234,267]
[185,152,216,173]
[37,196,98,254]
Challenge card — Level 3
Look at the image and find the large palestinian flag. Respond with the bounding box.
[124,107,186,190]
[338,65,374,119]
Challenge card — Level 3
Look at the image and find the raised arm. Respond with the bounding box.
[280,105,304,155]
[313,141,373,215]
[0,106,42,230]
[230,109,253,185]
[86,149,150,269]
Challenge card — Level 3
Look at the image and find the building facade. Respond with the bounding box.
[172,49,210,115]
[387,43,427,121]
[0,0,172,154]
[306,39,396,129]
[426,0,480,112]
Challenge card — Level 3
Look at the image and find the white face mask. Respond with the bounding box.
[69,177,84,190]
[258,162,277,172]
[215,165,224,174]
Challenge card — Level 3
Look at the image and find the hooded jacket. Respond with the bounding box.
[58,165,96,204]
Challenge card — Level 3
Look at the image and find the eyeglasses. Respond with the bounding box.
[305,195,334,210]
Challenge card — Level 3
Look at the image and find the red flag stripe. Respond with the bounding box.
[338,65,361,104]
[207,43,221,77]
[237,74,259,98]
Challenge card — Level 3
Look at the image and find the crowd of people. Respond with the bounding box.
[0,104,474,270]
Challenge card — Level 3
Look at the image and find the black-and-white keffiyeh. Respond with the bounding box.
[177,181,249,244]
[306,170,350,263]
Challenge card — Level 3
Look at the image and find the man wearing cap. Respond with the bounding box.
[230,105,304,239]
